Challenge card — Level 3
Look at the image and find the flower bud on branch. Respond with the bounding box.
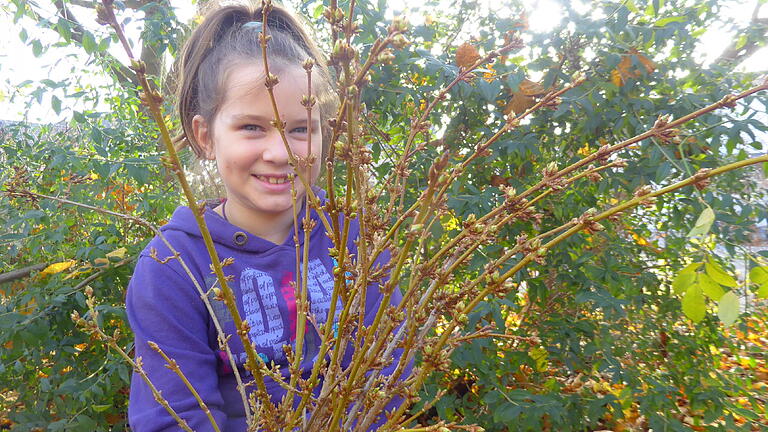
[693,168,712,190]
[633,185,656,207]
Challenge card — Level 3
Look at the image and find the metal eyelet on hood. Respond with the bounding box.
[233,231,248,246]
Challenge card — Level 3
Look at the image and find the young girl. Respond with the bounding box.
[126,2,405,430]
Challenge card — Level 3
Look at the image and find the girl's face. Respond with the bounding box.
[193,63,322,224]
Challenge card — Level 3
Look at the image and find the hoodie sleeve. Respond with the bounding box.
[126,252,228,431]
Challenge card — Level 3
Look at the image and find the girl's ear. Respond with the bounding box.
[192,114,215,160]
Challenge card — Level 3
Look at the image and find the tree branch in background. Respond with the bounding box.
[0,263,48,285]
[52,0,173,89]
[51,0,139,87]
[715,1,768,66]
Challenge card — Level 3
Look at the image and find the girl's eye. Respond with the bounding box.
[291,127,308,134]
[242,124,264,132]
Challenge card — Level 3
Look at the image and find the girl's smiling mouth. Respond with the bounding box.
[253,174,292,185]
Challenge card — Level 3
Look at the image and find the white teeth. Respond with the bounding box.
[256,175,289,184]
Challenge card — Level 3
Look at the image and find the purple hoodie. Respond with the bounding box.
[126,191,408,431]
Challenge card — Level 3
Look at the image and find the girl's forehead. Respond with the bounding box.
[223,63,312,99]
[218,63,319,118]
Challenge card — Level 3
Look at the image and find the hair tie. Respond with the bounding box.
[243,21,263,31]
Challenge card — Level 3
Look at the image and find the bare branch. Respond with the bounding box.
[0,263,48,285]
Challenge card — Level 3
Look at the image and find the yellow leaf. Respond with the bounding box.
[106,247,127,260]
[40,260,76,276]
[94,258,110,267]
[610,68,624,87]
[610,49,656,87]
[18,297,37,315]
[631,48,656,73]
[528,347,548,372]
[631,232,649,246]
[62,264,94,280]
[612,55,633,86]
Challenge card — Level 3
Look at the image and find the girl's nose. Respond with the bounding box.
[261,132,290,165]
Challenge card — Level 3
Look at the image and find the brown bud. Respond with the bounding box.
[264,73,279,89]
[301,94,317,108]
[719,94,738,109]
[258,32,272,45]
[95,5,111,26]
[543,162,558,177]
[270,118,285,130]
[130,59,146,74]
[391,34,410,49]
[692,168,712,191]
[377,49,395,65]
[389,15,409,33]
[633,185,653,197]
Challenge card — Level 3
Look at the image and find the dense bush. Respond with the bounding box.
[1,0,767,430]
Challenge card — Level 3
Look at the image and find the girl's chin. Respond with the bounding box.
[244,198,298,214]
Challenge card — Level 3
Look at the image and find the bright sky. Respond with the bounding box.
[0,0,765,123]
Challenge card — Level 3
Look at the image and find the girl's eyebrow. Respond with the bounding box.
[230,114,320,128]
[230,114,271,123]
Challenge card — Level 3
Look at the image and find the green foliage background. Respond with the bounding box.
[1,0,767,430]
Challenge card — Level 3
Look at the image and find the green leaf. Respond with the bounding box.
[82,31,96,54]
[687,207,714,237]
[698,273,725,300]
[57,19,72,42]
[749,266,768,284]
[654,16,687,27]
[758,282,768,299]
[51,95,61,115]
[672,271,695,295]
[705,259,737,287]
[92,404,112,412]
[682,285,706,323]
[313,2,324,19]
[680,262,703,274]
[735,34,748,50]
[32,39,43,57]
[717,291,740,326]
